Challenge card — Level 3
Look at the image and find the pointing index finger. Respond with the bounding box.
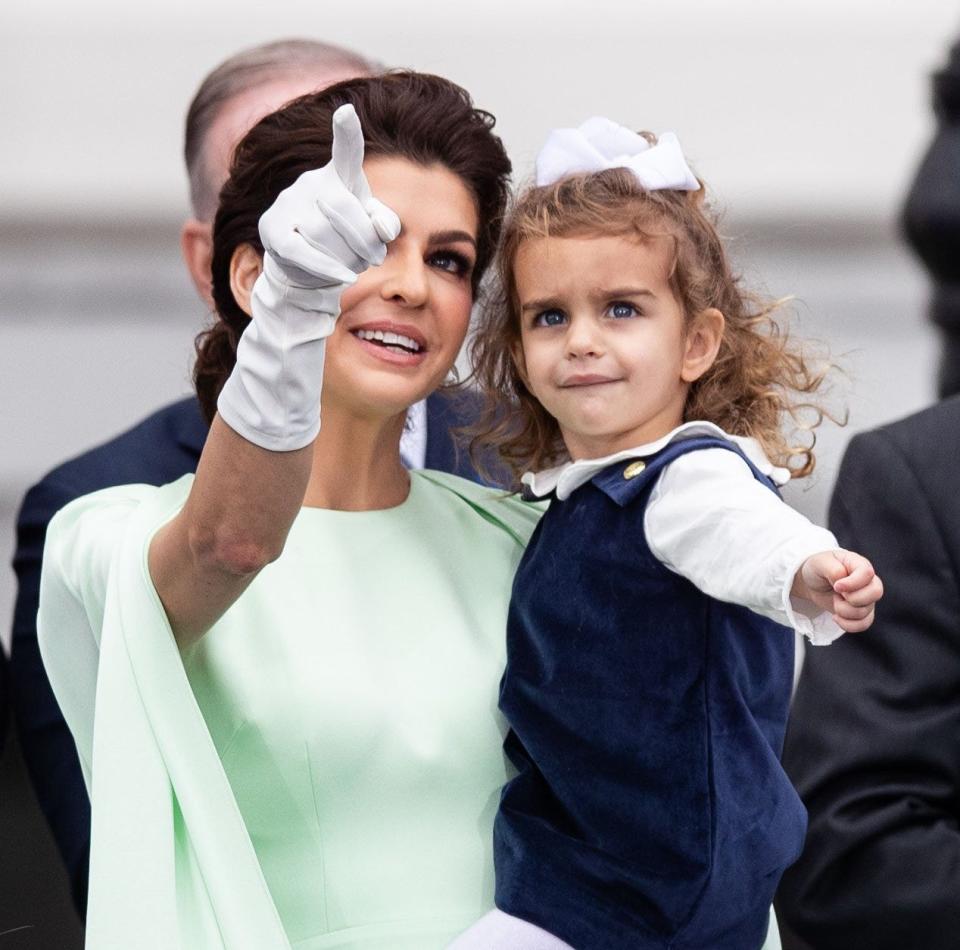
[331,104,370,200]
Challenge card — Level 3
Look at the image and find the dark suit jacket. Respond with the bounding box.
[776,394,960,950]
[9,389,489,917]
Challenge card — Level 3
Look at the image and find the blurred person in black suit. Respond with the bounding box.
[9,38,485,918]
[776,36,960,948]
[777,397,960,949]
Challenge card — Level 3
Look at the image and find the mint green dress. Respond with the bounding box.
[38,470,541,950]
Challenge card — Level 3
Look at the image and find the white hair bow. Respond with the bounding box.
[535,116,700,192]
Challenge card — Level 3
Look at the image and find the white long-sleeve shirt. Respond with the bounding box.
[522,422,842,646]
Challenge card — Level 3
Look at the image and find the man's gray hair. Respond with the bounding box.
[185,38,382,219]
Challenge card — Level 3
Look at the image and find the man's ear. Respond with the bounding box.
[229,243,264,317]
[180,218,214,307]
[681,307,725,383]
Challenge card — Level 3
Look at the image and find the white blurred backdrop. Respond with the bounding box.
[2,0,959,645]
[2,3,960,942]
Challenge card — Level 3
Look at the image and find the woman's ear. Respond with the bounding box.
[229,243,264,317]
[681,307,725,383]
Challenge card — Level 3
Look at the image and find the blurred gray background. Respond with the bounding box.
[1,0,958,944]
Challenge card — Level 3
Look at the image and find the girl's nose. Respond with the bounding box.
[565,316,603,358]
[377,246,429,308]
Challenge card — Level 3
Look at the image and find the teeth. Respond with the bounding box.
[355,329,422,353]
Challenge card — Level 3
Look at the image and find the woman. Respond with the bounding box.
[38,73,540,949]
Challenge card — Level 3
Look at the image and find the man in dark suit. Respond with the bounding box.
[776,394,960,949]
[9,39,488,918]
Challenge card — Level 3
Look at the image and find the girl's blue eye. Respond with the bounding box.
[609,302,638,319]
[534,309,566,327]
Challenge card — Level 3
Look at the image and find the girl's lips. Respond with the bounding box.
[560,374,620,387]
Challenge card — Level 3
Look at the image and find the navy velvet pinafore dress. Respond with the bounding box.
[494,436,807,949]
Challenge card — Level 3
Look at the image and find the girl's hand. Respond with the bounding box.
[792,550,884,633]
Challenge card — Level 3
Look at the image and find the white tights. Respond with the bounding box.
[446,910,575,949]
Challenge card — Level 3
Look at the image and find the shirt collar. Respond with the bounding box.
[521,421,791,501]
[399,398,428,470]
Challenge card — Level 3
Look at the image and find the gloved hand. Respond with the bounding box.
[217,103,402,451]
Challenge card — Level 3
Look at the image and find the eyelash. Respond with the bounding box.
[532,309,566,328]
[428,249,473,278]
[608,301,640,319]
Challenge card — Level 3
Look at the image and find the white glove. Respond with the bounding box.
[217,104,402,451]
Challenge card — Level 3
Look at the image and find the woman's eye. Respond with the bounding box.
[533,309,566,328]
[608,301,639,319]
[429,250,472,277]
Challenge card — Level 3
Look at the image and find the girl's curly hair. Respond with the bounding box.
[469,159,836,486]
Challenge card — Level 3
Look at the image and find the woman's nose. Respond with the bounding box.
[377,246,429,308]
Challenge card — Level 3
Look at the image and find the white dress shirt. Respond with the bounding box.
[399,398,428,470]
[523,422,843,646]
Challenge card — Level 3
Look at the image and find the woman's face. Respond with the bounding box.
[321,155,479,420]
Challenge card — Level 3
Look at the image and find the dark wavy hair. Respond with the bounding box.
[194,71,512,423]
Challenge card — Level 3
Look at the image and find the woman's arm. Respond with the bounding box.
[148,106,399,645]
[148,421,313,641]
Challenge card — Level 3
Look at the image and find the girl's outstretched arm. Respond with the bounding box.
[646,446,862,644]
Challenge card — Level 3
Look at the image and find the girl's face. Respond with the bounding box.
[514,232,719,461]
[321,156,479,419]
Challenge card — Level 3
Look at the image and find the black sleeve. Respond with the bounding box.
[9,478,90,919]
[776,429,960,949]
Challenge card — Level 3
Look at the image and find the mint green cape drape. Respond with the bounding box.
[38,473,540,949]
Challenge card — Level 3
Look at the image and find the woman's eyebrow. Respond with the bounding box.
[429,229,477,248]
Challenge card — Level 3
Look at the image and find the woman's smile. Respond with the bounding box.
[349,320,428,365]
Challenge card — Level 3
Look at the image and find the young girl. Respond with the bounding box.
[450,118,883,949]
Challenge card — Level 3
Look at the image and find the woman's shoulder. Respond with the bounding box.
[413,469,545,544]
